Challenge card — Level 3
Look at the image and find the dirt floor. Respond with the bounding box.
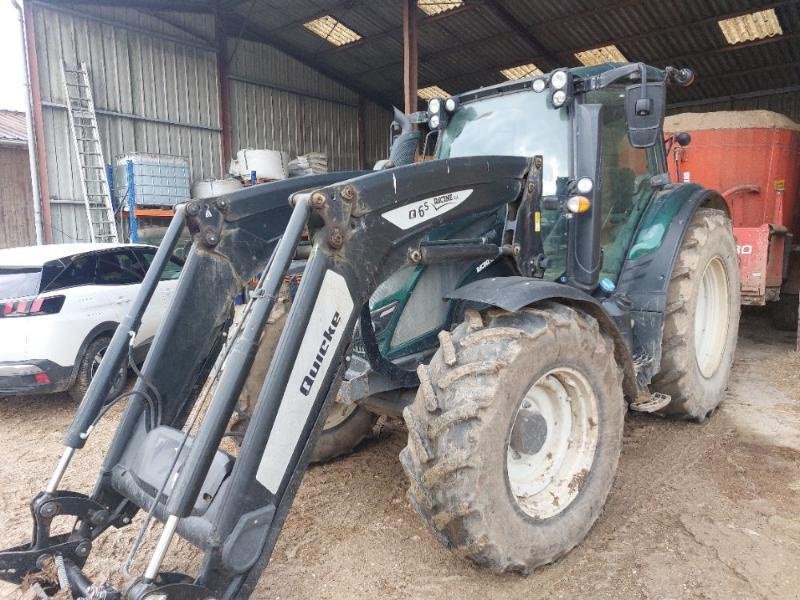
[1,310,799,599]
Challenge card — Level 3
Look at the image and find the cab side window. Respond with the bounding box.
[95,249,144,285]
[586,89,658,282]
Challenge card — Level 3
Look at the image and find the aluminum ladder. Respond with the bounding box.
[61,61,118,243]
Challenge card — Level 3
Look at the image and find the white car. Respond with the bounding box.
[0,243,183,400]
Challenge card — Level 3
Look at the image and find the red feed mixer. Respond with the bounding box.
[665,110,800,340]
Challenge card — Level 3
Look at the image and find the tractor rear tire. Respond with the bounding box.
[400,303,624,573]
[769,293,798,332]
[233,285,377,462]
[652,208,740,421]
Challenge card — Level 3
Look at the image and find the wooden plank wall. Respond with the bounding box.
[0,146,36,249]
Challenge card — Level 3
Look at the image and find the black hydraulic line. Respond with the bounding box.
[165,197,311,519]
[64,207,185,449]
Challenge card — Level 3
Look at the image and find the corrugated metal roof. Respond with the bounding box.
[54,0,800,113]
[0,110,27,144]
[213,0,800,110]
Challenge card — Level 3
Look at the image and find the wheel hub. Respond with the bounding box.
[694,256,730,378]
[506,368,600,520]
[509,410,548,456]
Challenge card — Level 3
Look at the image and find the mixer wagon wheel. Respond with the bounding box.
[652,208,740,422]
[768,293,799,332]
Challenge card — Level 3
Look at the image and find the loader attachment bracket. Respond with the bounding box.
[0,489,121,583]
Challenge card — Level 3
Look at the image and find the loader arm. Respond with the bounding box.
[0,156,537,599]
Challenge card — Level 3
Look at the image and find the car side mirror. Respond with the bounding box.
[624,80,666,148]
[675,131,691,147]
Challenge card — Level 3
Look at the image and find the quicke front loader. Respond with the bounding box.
[0,63,740,598]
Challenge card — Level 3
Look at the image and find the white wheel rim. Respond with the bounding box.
[323,401,358,430]
[694,256,730,378]
[506,368,599,520]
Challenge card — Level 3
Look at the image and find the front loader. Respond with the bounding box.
[0,62,740,598]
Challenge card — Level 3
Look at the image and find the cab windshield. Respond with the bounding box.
[436,89,570,196]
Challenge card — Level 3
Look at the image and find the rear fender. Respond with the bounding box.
[616,184,728,383]
[446,277,639,401]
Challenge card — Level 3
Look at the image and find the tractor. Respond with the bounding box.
[0,62,739,599]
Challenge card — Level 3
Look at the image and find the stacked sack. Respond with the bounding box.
[288,152,328,177]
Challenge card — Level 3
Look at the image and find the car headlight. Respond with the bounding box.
[445,97,458,112]
[428,98,441,114]
[532,78,546,93]
[429,114,441,129]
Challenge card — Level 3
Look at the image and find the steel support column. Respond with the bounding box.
[402,0,418,115]
[23,1,53,243]
[216,20,233,175]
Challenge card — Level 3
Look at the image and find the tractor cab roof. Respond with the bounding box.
[451,62,667,105]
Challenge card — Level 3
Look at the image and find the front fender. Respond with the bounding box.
[616,183,727,383]
[446,277,639,402]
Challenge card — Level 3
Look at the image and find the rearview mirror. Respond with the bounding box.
[624,80,666,148]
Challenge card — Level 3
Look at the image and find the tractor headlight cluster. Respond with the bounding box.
[576,177,594,194]
[566,195,592,214]
[548,69,573,109]
[427,96,458,130]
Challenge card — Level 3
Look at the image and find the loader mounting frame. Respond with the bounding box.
[0,156,551,599]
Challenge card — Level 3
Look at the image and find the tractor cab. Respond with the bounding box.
[426,63,680,291]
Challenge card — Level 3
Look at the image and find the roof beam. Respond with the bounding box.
[219,16,394,108]
[647,30,800,68]
[475,0,563,70]
[327,3,478,54]
[56,0,215,12]
[669,84,800,109]
[354,29,516,78]
[560,0,795,60]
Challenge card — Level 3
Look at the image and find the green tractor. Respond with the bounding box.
[0,62,740,597]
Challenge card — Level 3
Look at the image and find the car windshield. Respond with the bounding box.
[0,268,42,300]
[436,89,570,196]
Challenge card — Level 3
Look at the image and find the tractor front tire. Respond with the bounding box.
[233,285,376,462]
[652,208,740,421]
[401,304,624,573]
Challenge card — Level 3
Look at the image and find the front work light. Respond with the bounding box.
[428,98,441,114]
[429,114,441,129]
[566,195,592,214]
[445,97,458,112]
[576,177,593,194]
[548,68,573,109]
[550,69,568,90]
[532,78,547,93]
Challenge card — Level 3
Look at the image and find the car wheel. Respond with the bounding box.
[69,335,127,403]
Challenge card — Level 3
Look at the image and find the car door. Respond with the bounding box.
[134,247,184,344]
[37,252,122,369]
[93,247,146,336]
